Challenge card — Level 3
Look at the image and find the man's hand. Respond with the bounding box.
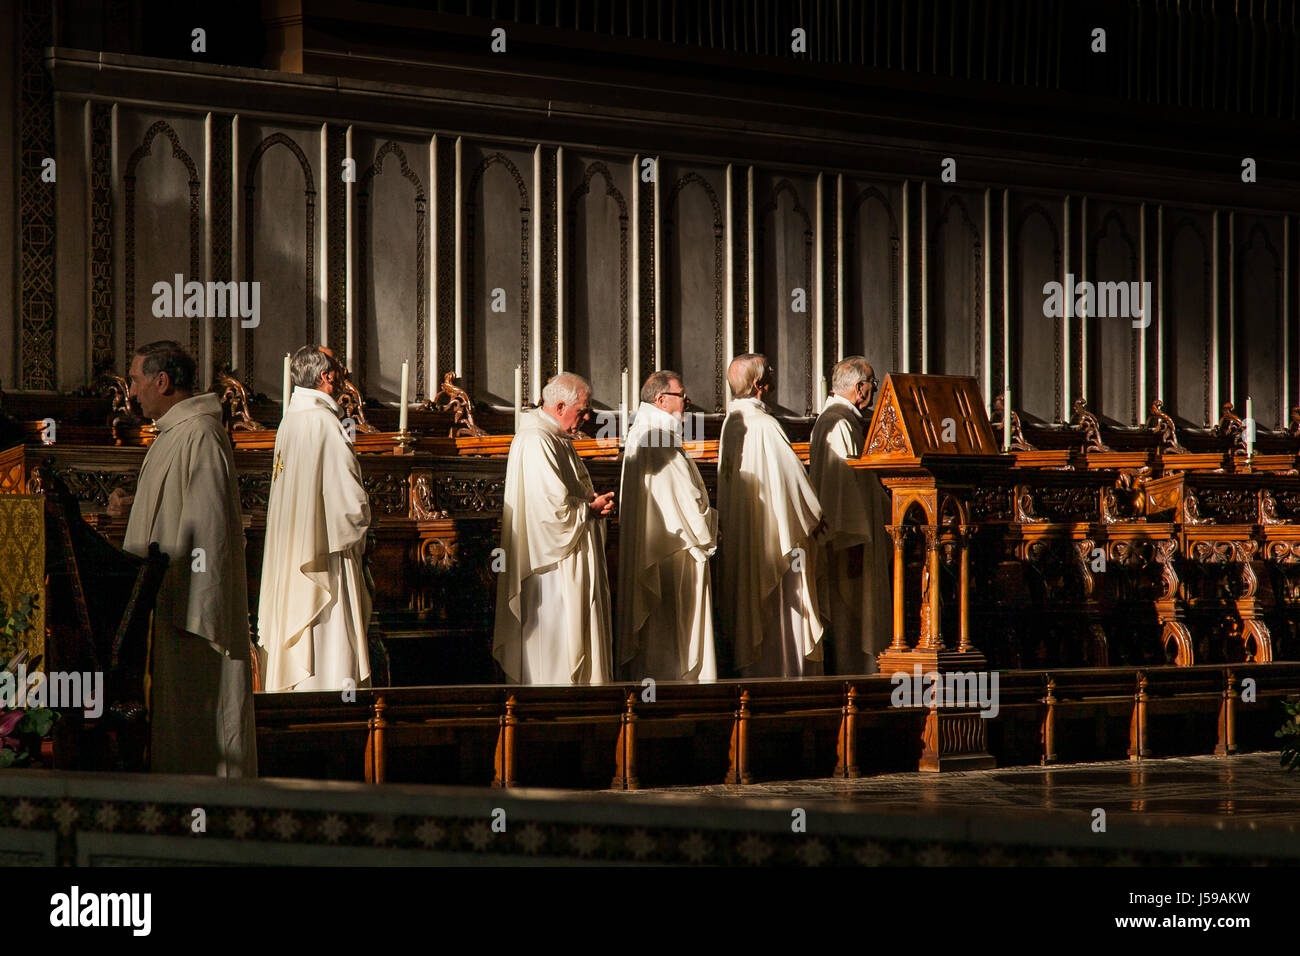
[590,490,616,517]
[107,487,134,517]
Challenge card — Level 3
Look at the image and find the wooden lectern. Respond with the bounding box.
[858,373,1006,770]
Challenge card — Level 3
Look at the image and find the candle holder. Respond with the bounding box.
[393,429,416,456]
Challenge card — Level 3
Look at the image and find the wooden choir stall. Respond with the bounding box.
[2,369,1299,785]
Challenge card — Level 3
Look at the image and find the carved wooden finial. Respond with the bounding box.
[213,364,267,433]
[423,371,488,437]
[1144,398,1186,453]
[336,369,378,433]
[1070,397,1110,452]
[1212,402,1247,455]
[991,391,1034,451]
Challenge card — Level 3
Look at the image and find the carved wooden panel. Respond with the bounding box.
[465,143,532,405]
[1164,209,1214,426]
[358,137,428,402]
[1086,202,1142,424]
[565,155,631,410]
[662,163,726,413]
[1012,197,1062,423]
[927,188,983,384]
[845,180,901,376]
[754,173,816,415]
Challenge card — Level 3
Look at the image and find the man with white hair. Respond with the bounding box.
[616,371,718,682]
[259,345,372,692]
[494,372,615,684]
[810,356,891,674]
[717,354,826,677]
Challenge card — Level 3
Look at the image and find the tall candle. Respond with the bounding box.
[398,360,410,433]
[1003,388,1012,451]
[819,376,829,413]
[621,367,630,438]
[1246,396,1254,456]
[282,353,291,418]
[513,365,523,433]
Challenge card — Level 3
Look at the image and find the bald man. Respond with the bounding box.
[717,354,826,677]
[810,356,891,674]
[493,372,615,684]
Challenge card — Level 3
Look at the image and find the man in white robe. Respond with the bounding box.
[616,371,718,682]
[123,340,257,776]
[717,354,826,677]
[810,356,892,675]
[493,373,614,684]
[259,346,372,693]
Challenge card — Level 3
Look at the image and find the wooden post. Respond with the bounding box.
[612,692,639,790]
[922,525,941,650]
[958,524,972,653]
[834,685,860,778]
[365,695,387,784]
[888,525,907,651]
[1216,669,1238,756]
[1041,675,1058,765]
[1128,673,1149,760]
[492,694,517,788]
[726,690,752,785]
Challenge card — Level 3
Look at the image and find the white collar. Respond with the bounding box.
[825,393,863,419]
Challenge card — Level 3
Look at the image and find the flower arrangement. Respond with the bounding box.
[0,594,57,768]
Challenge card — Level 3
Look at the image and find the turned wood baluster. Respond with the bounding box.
[612,692,639,790]
[958,524,972,653]
[1128,673,1149,760]
[365,695,388,784]
[493,694,518,788]
[834,685,859,778]
[1041,676,1058,765]
[726,690,752,785]
[1216,669,1238,756]
[920,525,942,651]
[888,525,908,651]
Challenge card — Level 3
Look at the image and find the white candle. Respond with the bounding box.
[282,353,291,418]
[1003,388,1012,451]
[819,376,829,412]
[398,360,410,433]
[1246,396,1254,455]
[513,365,523,433]
[621,367,629,439]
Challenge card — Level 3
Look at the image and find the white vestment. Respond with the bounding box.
[493,408,613,684]
[259,387,372,693]
[717,397,826,677]
[810,394,892,674]
[123,393,257,776]
[616,402,718,682]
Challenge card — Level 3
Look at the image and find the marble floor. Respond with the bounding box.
[623,753,1300,832]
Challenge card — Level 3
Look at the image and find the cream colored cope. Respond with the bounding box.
[123,392,257,777]
[616,402,718,682]
[493,407,613,684]
[810,393,892,674]
[717,397,826,677]
[259,386,372,693]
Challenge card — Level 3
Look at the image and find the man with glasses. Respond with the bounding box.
[810,356,891,675]
[493,372,615,684]
[717,353,827,677]
[616,371,718,682]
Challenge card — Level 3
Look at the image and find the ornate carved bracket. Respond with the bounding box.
[1070,397,1110,452]
[423,371,488,437]
[337,370,378,433]
[1145,398,1186,453]
[1211,402,1247,455]
[991,392,1034,451]
[214,364,266,433]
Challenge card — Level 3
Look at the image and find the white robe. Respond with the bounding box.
[493,408,613,684]
[810,394,892,675]
[259,387,372,693]
[717,397,825,677]
[123,393,257,777]
[616,402,718,682]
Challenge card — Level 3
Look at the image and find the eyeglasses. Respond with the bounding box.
[660,391,686,399]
